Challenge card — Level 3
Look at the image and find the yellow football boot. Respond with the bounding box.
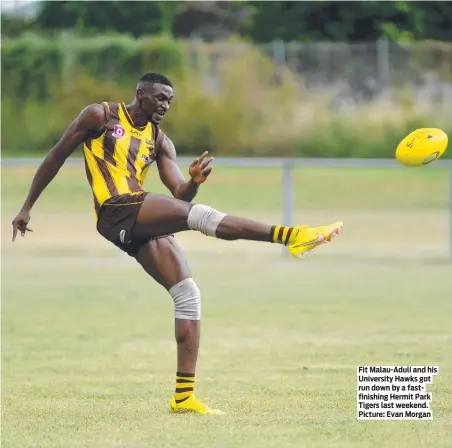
[169,395,225,415]
[288,221,343,258]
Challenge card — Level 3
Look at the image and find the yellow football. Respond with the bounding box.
[395,128,448,167]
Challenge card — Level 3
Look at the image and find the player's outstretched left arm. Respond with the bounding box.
[156,132,213,202]
[11,104,106,242]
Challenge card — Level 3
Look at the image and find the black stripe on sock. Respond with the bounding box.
[277,227,284,243]
[176,372,195,378]
[175,387,194,393]
[176,378,194,384]
[285,227,294,245]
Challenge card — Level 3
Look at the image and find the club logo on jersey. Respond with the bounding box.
[141,154,154,165]
[112,124,126,140]
[145,139,155,153]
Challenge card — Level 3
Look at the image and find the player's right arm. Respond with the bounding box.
[11,104,106,242]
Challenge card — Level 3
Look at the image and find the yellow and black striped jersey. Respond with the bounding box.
[82,102,158,216]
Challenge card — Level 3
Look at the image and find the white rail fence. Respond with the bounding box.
[3,157,452,261]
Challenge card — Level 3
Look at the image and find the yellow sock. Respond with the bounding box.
[271,225,299,245]
[174,372,195,404]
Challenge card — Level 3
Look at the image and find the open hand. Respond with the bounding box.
[12,210,33,242]
[189,151,214,184]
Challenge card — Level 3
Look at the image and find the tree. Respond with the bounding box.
[240,1,452,42]
[33,1,253,40]
[28,0,452,42]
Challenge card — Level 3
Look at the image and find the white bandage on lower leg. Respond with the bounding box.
[187,204,227,237]
[169,278,201,320]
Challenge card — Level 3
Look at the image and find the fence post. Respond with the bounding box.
[376,37,389,94]
[60,30,75,92]
[272,38,286,68]
[282,160,293,257]
[450,168,452,263]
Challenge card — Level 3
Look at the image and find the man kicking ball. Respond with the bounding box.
[12,73,343,414]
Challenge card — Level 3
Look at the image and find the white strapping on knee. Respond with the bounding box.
[187,204,227,237]
[169,278,201,320]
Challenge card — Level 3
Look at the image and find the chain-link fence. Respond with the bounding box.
[196,39,452,108]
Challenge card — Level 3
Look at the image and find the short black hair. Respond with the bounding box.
[138,73,172,87]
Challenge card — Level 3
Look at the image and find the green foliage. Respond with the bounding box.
[1,34,185,152]
[6,1,451,43]
[71,34,141,85]
[242,1,452,43]
[138,36,186,79]
[292,112,433,158]
[2,35,451,159]
[1,34,185,101]
[1,33,62,102]
[34,1,163,37]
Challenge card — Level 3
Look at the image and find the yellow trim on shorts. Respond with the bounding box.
[101,201,145,207]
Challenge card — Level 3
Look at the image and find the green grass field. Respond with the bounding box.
[2,163,452,447]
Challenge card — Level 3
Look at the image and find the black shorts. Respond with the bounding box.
[97,192,167,257]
